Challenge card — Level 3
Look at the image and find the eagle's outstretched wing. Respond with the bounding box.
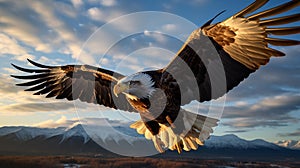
[11,59,136,112]
[162,0,300,105]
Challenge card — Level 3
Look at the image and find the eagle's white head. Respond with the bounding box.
[113,72,156,99]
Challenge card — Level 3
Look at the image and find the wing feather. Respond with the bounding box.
[265,37,300,46]
[11,59,136,112]
[260,13,300,26]
[130,109,218,153]
[11,63,50,73]
[162,0,300,105]
[205,1,300,70]
[11,73,49,80]
[248,0,300,20]
[24,82,49,91]
[233,0,269,18]
[16,77,52,86]
[266,27,300,35]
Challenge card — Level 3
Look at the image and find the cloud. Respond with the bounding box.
[0,1,52,54]
[278,128,300,137]
[0,75,25,95]
[54,1,78,18]
[33,116,78,128]
[0,74,106,115]
[31,1,82,54]
[87,7,104,21]
[87,7,123,23]
[100,0,117,7]
[13,54,36,62]
[225,130,249,133]
[32,116,132,128]
[220,94,300,128]
[214,46,300,129]
[0,102,76,113]
[143,30,151,36]
[0,33,27,55]
[162,24,177,32]
[226,46,300,102]
[80,118,131,126]
[71,0,83,9]
[223,94,300,119]
[2,68,18,74]
[0,0,97,64]
[107,46,175,74]
[183,93,300,129]
[81,9,195,68]
[143,30,167,43]
[222,119,291,128]
[0,33,36,61]
[36,56,64,65]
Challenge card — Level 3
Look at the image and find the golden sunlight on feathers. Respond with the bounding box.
[203,0,300,70]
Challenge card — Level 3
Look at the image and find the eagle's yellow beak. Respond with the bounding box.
[113,83,129,97]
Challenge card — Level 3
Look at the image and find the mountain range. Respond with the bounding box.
[0,124,299,161]
[274,140,300,149]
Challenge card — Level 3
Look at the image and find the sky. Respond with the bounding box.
[0,0,299,143]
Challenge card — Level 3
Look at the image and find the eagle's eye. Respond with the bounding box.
[129,81,141,85]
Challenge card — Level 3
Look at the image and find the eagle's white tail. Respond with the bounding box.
[130,110,219,153]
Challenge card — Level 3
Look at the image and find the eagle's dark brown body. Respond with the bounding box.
[126,70,182,135]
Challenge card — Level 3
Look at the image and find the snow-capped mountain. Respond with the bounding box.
[205,134,279,149]
[62,124,90,143]
[0,126,65,141]
[0,123,140,144]
[1,124,300,160]
[0,124,286,150]
[275,140,300,150]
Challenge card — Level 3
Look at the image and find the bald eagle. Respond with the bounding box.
[12,0,300,153]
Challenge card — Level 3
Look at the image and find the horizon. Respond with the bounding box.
[0,121,297,146]
[0,0,299,147]
[0,117,298,144]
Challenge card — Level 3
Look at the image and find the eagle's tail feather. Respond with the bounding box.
[130,110,219,153]
[165,110,218,153]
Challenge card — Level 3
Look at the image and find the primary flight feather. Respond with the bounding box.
[12,0,300,153]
